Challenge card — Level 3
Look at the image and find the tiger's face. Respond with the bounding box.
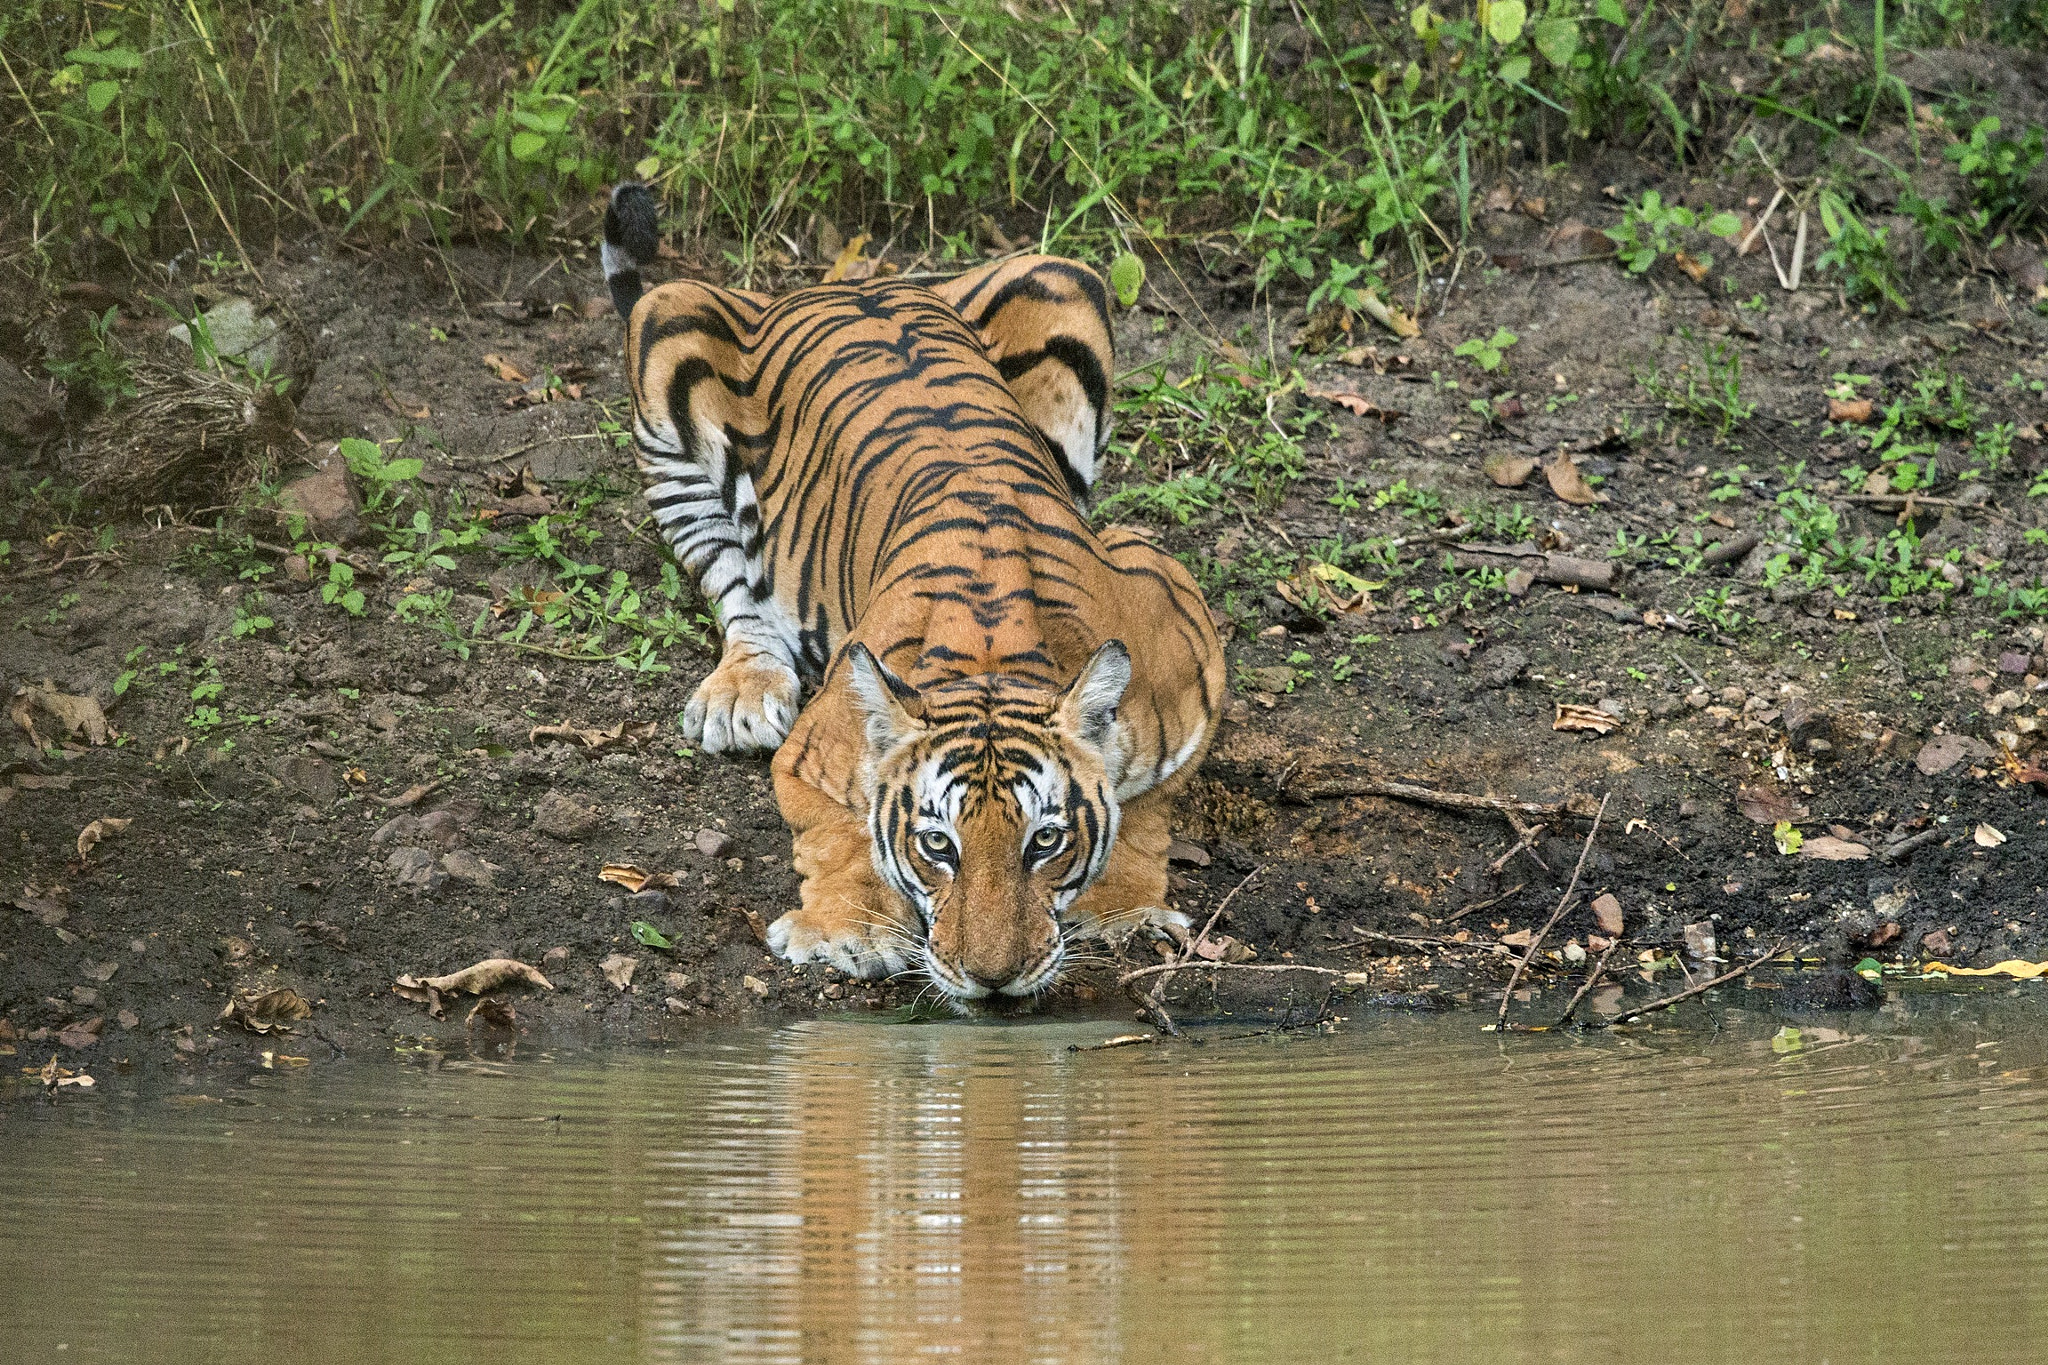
[845,641,1130,1000]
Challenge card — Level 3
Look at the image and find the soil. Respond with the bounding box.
[7,166,2048,1072]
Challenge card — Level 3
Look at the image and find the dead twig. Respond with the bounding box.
[1872,619,1907,679]
[1496,793,1611,1028]
[1295,775,1602,819]
[1880,827,1946,863]
[1117,961,1349,987]
[1184,867,1261,963]
[1588,941,1789,1027]
[1067,1033,1157,1052]
[1488,816,1549,875]
[1551,940,1621,1028]
[0,551,120,582]
[1350,928,1487,952]
[1443,883,1527,924]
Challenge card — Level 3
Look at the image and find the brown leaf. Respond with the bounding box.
[1519,196,1548,220]
[1828,397,1874,424]
[371,779,444,809]
[1736,783,1808,826]
[1554,703,1618,735]
[482,353,529,383]
[466,996,517,1029]
[1915,734,1993,776]
[1483,184,1517,213]
[1499,928,1537,948]
[1305,387,1402,422]
[219,988,312,1035]
[56,1016,104,1049]
[1545,453,1607,506]
[822,234,875,283]
[1484,452,1539,488]
[75,817,132,860]
[598,863,680,893]
[393,958,553,1017]
[1673,250,1711,283]
[600,953,639,991]
[11,683,112,749]
[528,719,658,751]
[1591,893,1624,935]
[1800,836,1872,861]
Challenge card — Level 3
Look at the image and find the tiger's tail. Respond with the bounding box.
[602,182,659,318]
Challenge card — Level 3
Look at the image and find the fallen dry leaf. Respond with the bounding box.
[529,719,659,751]
[1305,387,1402,422]
[467,996,517,1029]
[1499,928,1537,948]
[1800,836,1871,861]
[1484,452,1539,488]
[1483,183,1517,213]
[1828,396,1874,424]
[600,953,638,991]
[1354,288,1421,339]
[371,779,444,809]
[482,353,529,383]
[823,233,877,283]
[75,817,132,860]
[1975,822,2009,848]
[1736,783,1808,826]
[598,863,680,893]
[1924,959,2048,979]
[80,959,118,983]
[11,682,112,749]
[219,987,313,1035]
[1554,703,1618,735]
[1915,734,1994,775]
[56,1016,104,1049]
[1545,453,1607,506]
[1334,345,1410,372]
[1591,893,1624,936]
[393,958,554,1018]
[1673,249,1712,283]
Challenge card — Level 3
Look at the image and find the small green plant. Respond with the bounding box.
[1640,332,1755,440]
[1604,191,1740,275]
[1946,116,2046,227]
[229,595,274,639]
[45,307,136,411]
[1815,190,1907,310]
[1453,327,1519,372]
[338,437,423,513]
[320,556,366,617]
[186,657,225,732]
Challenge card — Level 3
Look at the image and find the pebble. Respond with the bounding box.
[534,790,605,840]
[693,827,734,859]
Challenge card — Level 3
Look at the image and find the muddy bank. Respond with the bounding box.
[6,174,2048,1072]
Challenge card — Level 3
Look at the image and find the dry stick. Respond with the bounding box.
[1185,867,1262,963]
[1739,187,1788,255]
[1495,793,1611,1028]
[1297,776,1601,821]
[1551,940,1621,1029]
[1589,942,1789,1028]
[1126,868,1260,1039]
[1443,883,1527,924]
[1118,961,1349,988]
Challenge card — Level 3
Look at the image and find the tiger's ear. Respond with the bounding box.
[1056,640,1130,754]
[845,643,926,751]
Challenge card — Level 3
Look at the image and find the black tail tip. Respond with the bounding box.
[604,182,659,265]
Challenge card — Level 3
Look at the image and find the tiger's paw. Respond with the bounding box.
[1069,903,1190,945]
[683,652,801,754]
[767,904,917,979]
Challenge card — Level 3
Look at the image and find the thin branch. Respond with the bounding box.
[1117,961,1347,987]
[1443,883,1527,924]
[1588,942,1789,1027]
[1496,793,1611,1028]
[1295,775,1602,819]
[1551,940,1621,1028]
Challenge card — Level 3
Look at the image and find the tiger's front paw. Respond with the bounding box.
[767,904,918,979]
[683,652,800,753]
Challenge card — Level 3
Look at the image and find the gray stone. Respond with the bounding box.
[534,790,604,841]
[439,850,500,888]
[385,845,446,896]
[274,754,341,806]
[692,827,733,859]
[168,297,286,373]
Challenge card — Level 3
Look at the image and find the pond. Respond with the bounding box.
[6,992,2048,1362]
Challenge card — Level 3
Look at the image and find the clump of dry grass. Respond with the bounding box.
[73,357,299,509]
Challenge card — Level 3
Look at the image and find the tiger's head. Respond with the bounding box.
[844,641,1130,1000]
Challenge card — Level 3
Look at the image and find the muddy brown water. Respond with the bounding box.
[5,993,2048,1362]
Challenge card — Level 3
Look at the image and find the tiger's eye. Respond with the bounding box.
[919,830,953,859]
[1031,827,1063,850]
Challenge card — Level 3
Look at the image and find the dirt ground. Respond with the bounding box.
[6,166,2048,1072]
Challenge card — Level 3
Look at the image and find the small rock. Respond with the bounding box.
[1473,645,1528,690]
[370,813,423,846]
[385,845,446,896]
[275,444,362,545]
[439,850,500,888]
[1682,921,1717,960]
[662,971,693,993]
[599,953,638,990]
[542,946,570,968]
[1781,697,1832,746]
[742,974,770,997]
[693,827,734,859]
[1246,665,1297,694]
[1166,839,1211,868]
[1921,928,1954,956]
[534,790,604,840]
[274,754,341,806]
[417,809,462,849]
[628,888,670,913]
[1914,734,1994,776]
[1999,650,2031,675]
[1591,893,1624,935]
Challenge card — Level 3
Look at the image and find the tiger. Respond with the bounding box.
[602,183,1224,1001]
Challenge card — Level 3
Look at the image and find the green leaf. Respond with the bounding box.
[1773,820,1803,855]
[1109,252,1145,308]
[1770,1025,1804,1054]
[1532,16,1579,65]
[1486,0,1527,46]
[1852,956,1883,980]
[630,920,674,950]
[86,79,121,113]
[1704,211,1742,238]
[65,44,143,69]
[1596,0,1628,24]
[509,131,549,162]
[1496,53,1531,85]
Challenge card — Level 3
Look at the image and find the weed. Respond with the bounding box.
[1815,190,1908,310]
[1946,115,2046,227]
[1639,331,1755,439]
[44,307,135,411]
[1453,328,1519,373]
[1604,191,1740,275]
[228,595,273,639]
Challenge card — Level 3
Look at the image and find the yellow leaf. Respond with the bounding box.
[1308,561,1386,597]
[1924,960,2048,979]
[823,234,873,283]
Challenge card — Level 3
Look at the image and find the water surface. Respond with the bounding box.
[6,994,2048,1363]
